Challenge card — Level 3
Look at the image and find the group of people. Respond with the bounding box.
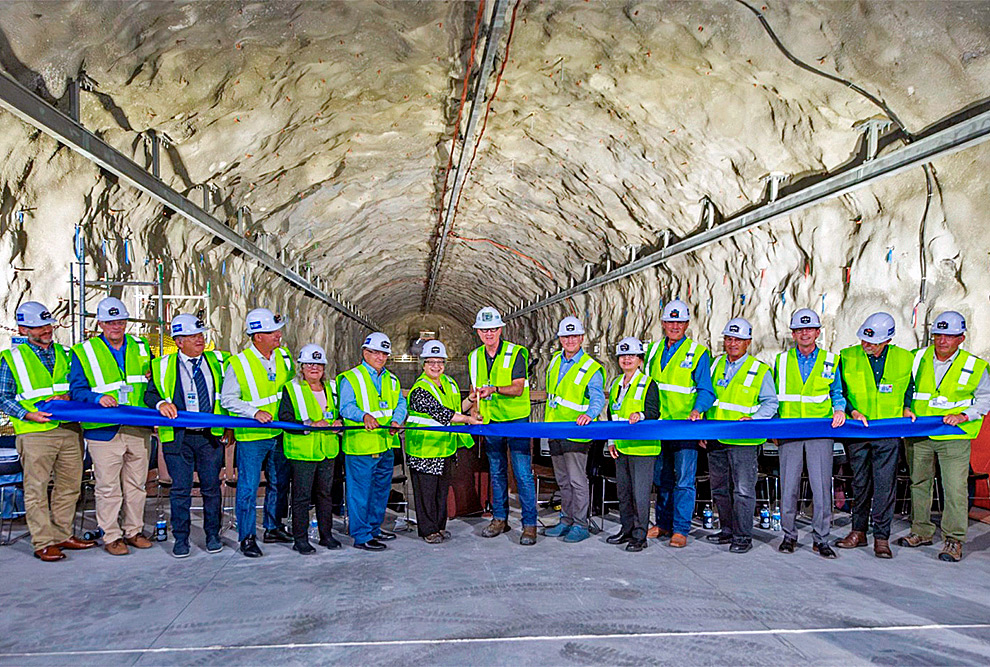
[1,294,985,564]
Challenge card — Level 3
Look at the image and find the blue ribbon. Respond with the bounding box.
[38,400,963,441]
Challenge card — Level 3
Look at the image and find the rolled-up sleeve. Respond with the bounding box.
[585,369,606,420]
[0,358,27,419]
[219,366,257,418]
[338,376,366,423]
[691,351,716,414]
[965,369,990,421]
[753,372,779,420]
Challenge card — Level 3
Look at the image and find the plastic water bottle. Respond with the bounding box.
[82,527,103,541]
[771,504,781,531]
[759,505,771,530]
[155,518,168,541]
[702,504,714,529]
[309,517,319,541]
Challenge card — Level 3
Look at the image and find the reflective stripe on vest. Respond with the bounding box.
[2,344,71,434]
[910,346,987,440]
[406,374,473,458]
[608,371,661,456]
[340,364,401,455]
[775,348,836,419]
[284,379,339,460]
[152,352,226,443]
[709,355,769,445]
[468,341,531,422]
[646,338,704,419]
[840,344,912,420]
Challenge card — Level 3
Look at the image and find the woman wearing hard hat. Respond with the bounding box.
[278,343,343,554]
[605,337,660,552]
[406,340,481,543]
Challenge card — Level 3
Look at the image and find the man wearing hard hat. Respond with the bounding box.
[643,299,715,548]
[220,307,295,558]
[144,314,228,558]
[835,312,915,559]
[69,297,153,556]
[337,332,407,551]
[773,309,845,559]
[705,318,778,554]
[900,311,990,562]
[0,302,95,561]
[468,307,538,545]
[542,316,606,543]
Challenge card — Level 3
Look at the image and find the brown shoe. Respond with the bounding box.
[647,525,672,539]
[519,525,537,546]
[105,538,130,556]
[34,545,66,562]
[874,538,892,559]
[835,530,868,549]
[125,533,153,549]
[896,533,933,548]
[938,538,963,562]
[669,533,688,548]
[56,535,98,550]
[481,519,510,538]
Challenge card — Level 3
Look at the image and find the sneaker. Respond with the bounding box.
[562,525,590,543]
[543,523,571,538]
[424,533,444,544]
[205,535,223,554]
[171,541,191,558]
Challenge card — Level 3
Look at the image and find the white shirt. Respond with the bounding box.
[155,352,214,412]
[220,344,278,419]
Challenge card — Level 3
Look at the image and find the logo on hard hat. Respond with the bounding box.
[864,328,875,337]
[430,346,440,354]
[669,309,680,318]
[566,323,575,332]
[937,321,948,330]
[313,351,322,359]
[108,307,120,316]
[15,314,23,322]
[800,315,811,324]
[729,324,739,333]
[887,326,895,335]
[620,343,630,352]
[381,340,391,350]
[174,323,183,333]
[363,336,372,345]
[195,319,205,329]
[482,312,493,322]
[273,314,283,324]
[250,321,263,331]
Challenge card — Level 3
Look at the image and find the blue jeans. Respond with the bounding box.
[655,441,698,536]
[345,449,394,544]
[235,437,290,541]
[484,419,538,526]
[164,430,223,544]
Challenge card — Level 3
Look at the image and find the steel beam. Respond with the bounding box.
[507,108,990,320]
[423,0,509,309]
[0,73,380,331]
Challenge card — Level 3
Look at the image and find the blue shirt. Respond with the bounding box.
[659,337,716,414]
[69,335,128,441]
[554,349,606,419]
[0,342,59,420]
[339,361,408,424]
[794,347,846,412]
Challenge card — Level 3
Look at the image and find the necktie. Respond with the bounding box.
[190,358,212,413]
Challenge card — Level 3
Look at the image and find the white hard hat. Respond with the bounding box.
[15,301,57,328]
[722,317,753,340]
[362,331,392,354]
[857,312,896,343]
[931,311,966,336]
[96,297,130,323]
[662,299,690,322]
[298,343,328,365]
[170,313,207,337]
[420,339,448,359]
[473,306,505,329]
[615,336,644,356]
[557,316,585,337]
[245,307,285,334]
[789,308,821,330]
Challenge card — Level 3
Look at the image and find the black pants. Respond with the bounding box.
[289,458,335,544]
[708,442,759,544]
[410,462,451,537]
[163,430,223,544]
[847,438,899,540]
[615,453,656,540]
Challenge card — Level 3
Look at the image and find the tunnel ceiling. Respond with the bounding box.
[0,0,988,337]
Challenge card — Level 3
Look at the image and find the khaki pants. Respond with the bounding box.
[15,426,83,551]
[906,437,971,543]
[87,426,150,543]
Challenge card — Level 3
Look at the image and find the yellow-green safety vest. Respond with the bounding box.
[708,354,771,446]
[405,373,474,458]
[910,346,988,440]
[645,337,707,420]
[608,370,661,456]
[545,350,604,443]
[283,379,340,460]
[0,343,71,434]
[72,335,150,430]
[774,348,838,419]
[338,364,401,455]
[468,341,531,423]
[840,344,912,420]
[228,346,294,442]
[151,351,226,443]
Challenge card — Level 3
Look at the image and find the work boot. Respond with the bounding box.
[669,533,687,548]
[874,538,892,559]
[896,533,934,548]
[835,530,868,549]
[481,519,509,538]
[519,525,537,546]
[814,542,838,559]
[938,538,963,562]
[647,525,671,539]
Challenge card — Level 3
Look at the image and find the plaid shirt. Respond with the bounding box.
[0,342,58,420]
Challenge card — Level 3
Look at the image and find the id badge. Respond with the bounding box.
[379,400,388,409]
[611,402,620,413]
[267,371,277,382]
[117,384,132,402]
[931,395,950,409]
[716,378,730,388]
[324,409,334,420]
[680,360,693,369]
[549,398,558,409]
[822,372,835,380]
[186,392,197,406]
[878,383,893,394]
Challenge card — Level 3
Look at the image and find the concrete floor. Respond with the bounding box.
[2,503,990,666]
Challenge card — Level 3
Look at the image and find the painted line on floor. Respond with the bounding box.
[2,623,989,658]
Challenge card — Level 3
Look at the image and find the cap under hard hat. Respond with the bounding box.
[615,336,644,356]
[557,316,585,337]
[662,299,690,322]
[420,339,448,359]
[170,313,207,337]
[789,308,821,330]
[298,343,328,365]
[96,297,130,323]
[722,317,753,340]
[857,312,896,344]
[931,310,966,336]
[473,306,505,330]
[15,301,57,328]
[245,308,285,334]
[362,331,392,354]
